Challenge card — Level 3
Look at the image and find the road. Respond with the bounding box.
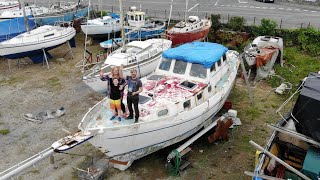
[89,0,320,29]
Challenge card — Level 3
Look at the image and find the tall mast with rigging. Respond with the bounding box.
[19,0,30,33]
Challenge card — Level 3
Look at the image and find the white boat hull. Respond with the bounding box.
[81,24,121,36]
[0,26,76,57]
[80,54,239,170]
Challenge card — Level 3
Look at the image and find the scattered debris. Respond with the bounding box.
[24,107,66,123]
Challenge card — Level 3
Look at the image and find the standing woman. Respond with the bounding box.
[100,66,127,117]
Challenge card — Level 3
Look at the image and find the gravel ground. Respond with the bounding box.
[0,34,106,179]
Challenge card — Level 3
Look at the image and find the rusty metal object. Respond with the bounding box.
[208,118,233,143]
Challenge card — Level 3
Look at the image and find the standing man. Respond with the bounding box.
[124,69,142,123]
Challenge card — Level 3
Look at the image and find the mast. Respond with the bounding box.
[20,0,30,33]
[184,0,188,23]
[99,0,102,18]
[119,0,126,52]
[168,0,173,28]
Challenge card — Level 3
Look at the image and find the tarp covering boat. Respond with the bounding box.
[0,15,36,42]
[162,42,228,68]
[293,72,320,142]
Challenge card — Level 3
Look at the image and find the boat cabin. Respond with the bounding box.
[171,16,204,33]
[126,6,145,28]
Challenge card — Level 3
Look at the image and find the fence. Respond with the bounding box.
[96,5,320,30]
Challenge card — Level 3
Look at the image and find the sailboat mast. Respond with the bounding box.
[168,0,173,28]
[99,0,102,18]
[20,0,30,33]
[119,0,126,52]
[184,0,188,23]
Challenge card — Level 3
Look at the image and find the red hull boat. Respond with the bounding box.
[166,16,211,46]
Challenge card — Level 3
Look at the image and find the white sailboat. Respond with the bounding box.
[80,0,121,37]
[77,42,240,170]
[82,0,172,93]
[0,1,19,14]
[0,1,76,64]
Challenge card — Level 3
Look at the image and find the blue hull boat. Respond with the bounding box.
[34,5,89,26]
[0,15,36,42]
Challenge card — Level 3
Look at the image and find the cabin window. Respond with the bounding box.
[190,63,207,79]
[135,15,138,21]
[139,95,151,104]
[44,33,54,38]
[147,75,163,81]
[208,85,212,92]
[157,109,168,117]
[217,60,221,67]
[200,22,203,26]
[173,61,187,74]
[183,100,191,109]
[210,64,215,72]
[197,93,202,100]
[159,58,171,71]
[139,15,142,21]
[223,54,227,61]
[180,81,196,89]
[131,15,134,20]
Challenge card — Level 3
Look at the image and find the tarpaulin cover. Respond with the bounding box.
[162,42,228,68]
[293,72,320,141]
[0,15,36,42]
[110,13,120,19]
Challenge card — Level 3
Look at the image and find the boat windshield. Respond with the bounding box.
[158,58,171,71]
[190,63,207,79]
[173,60,187,75]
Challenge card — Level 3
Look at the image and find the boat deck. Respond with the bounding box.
[83,75,207,130]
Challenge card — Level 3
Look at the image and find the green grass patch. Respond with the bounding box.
[0,129,10,135]
[245,106,262,120]
[46,77,62,91]
[0,77,26,86]
[268,46,320,88]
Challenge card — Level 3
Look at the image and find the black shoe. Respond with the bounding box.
[125,116,133,120]
[134,118,138,123]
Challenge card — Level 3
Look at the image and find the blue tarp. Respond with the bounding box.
[110,13,120,19]
[162,42,228,68]
[0,15,36,42]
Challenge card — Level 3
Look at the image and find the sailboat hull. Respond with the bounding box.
[167,25,211,47]
[0,26,76,63]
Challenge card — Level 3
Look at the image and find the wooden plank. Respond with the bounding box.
[180,147,192,157]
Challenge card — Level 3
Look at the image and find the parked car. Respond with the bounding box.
[256,0,274,3]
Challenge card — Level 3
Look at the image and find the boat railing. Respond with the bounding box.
[78,98,106,132]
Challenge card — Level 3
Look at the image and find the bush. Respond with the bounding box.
[297,28,320,57]
[210,14,221,32]
[253,18,277,37]
[228,16,246,32]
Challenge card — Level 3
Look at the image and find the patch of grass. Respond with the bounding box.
[0,77,26,86]
[0,129,10,135]
[245,106,262,120]
[46,77,62,91]
[19,132,28,140]
[268,46,320,88]
[28,169,40,174]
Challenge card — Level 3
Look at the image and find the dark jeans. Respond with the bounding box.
[127,96,139,119]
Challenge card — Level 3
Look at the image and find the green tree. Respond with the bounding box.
[210,14,221,32]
